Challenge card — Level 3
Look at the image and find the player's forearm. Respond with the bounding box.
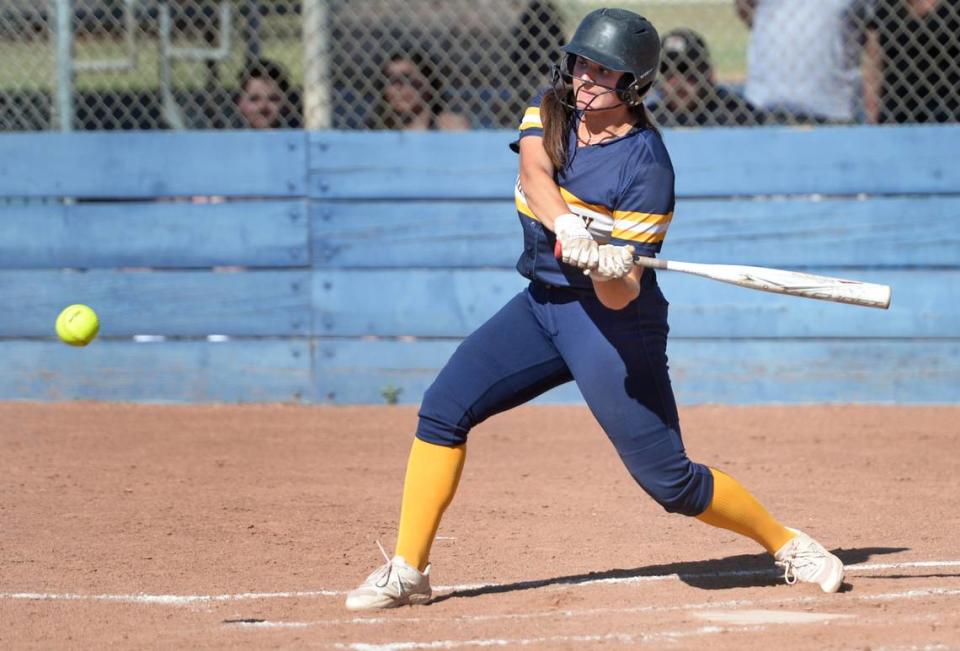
[519,165,572,232]
[592,273,641,310]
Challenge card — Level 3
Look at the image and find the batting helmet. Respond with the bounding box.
[560,8,661,105]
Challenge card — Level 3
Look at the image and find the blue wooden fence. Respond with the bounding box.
[1,127,958,404]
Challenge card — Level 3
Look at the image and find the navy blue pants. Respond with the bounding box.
[416,279,714,516]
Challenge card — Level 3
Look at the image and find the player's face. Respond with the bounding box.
[239,78,283,129]
[571,56,626,111]
[384,59,429,115]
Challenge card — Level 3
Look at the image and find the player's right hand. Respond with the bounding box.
[554,213,599,270]
[587,244,636,281]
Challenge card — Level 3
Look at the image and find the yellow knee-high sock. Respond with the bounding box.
[394,438,466,572]
[696,468,795,554]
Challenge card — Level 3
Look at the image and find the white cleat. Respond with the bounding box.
[774,527,845,593]
[345,542,432,611]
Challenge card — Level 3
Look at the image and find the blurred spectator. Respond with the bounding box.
[509,0,566,81]
[647,28,765,127]
[366,51,470,131]
[491,0,566,126]
[863,0,960,123]
[326,0,560,129]
[236,58,301,129]
[736,0,870,123]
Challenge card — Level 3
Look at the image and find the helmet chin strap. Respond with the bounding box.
[577,86,626,113]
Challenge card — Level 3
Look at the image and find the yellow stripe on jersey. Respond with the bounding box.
[515,184,614,225]
[514,177,538,220]
[559,188,614,223]
[518,106,543,131]
[516,185,671,244]
[514,191,537,220]
[612,209,674,244]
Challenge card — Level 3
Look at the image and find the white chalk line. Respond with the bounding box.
[324,595,958,651]
[440,559,960,592]
[3,559,959,606]
[227,621,313,629]
[222,585,960,630]
[0,590,339,605]
[331,607,957,651]
[334,626,741,651]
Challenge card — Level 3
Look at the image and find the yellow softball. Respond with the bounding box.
[56,304,100,347]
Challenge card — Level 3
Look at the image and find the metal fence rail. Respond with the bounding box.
[1,0,957,131]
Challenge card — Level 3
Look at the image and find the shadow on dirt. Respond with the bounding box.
[429,546,909,603]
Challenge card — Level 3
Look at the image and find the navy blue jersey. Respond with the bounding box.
[512,89,676,289]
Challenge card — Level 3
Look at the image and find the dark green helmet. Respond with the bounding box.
[561,8,660,104]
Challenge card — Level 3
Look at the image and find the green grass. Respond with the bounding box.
[0,4,749,93]
[0,30,303,92]
[0,39,54,92]
[562,1,750,82]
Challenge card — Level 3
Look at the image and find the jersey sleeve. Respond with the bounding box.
[509,88,548,153]
[610,152,675,256]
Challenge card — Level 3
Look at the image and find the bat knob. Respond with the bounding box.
[554,240,562,259]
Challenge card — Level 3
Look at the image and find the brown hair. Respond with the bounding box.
[539,78,658,171]
[368,49,446,130]
[238,58,292,96]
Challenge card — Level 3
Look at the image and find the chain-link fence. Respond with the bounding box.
[1,0,958,131]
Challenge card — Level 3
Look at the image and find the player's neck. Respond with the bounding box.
[578,107,635,145]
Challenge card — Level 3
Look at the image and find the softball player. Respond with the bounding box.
[346,7,844,610]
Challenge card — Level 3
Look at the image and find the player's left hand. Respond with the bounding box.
[554,213,599,271]
[587,244,635,281]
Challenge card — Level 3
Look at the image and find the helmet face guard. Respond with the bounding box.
[556,8,660,108]
[552,53,643,108]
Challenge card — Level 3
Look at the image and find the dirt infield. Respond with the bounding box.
[2,403,959,649]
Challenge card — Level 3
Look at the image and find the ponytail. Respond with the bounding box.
[540,86,574,171]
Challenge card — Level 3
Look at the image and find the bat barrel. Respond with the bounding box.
[636,257,892,310]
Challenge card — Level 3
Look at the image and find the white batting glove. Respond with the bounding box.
[554,213,599,271]
[588,244,636,281]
